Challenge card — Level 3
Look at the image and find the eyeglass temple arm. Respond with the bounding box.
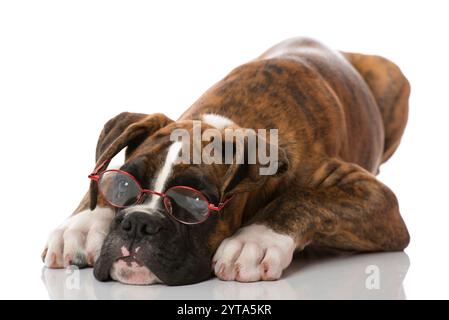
[208,195,234,212]
[88,159,110,181]
[88,173,100,181]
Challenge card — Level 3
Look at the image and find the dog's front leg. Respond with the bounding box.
[212,224,297,282]
[41,192,114,268]
[213,159,410,282]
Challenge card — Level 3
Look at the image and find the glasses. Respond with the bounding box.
[88,167,233,225]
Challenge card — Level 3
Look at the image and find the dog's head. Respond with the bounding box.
[90,112,288,285]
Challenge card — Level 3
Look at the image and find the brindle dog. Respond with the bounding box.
[42,37,410,285]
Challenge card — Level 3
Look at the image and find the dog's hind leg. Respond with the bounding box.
[342,52,410,163]
[263,158,410,252]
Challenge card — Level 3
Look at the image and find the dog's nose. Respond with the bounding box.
[121,212,162,239]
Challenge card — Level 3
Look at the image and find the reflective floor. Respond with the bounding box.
[41,250,410,300]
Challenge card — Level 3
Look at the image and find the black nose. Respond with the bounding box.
[121,212,163,239]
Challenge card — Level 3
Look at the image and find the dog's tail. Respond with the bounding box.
[342,52,410,163]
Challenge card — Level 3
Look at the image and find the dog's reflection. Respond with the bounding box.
[42,250,409,300]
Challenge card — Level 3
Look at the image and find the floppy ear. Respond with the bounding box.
[219,128,289,199]
[89,112,173,210]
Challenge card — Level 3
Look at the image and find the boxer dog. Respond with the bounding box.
[42,38,410,285]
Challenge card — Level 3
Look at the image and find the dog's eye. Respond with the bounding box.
[118,179,130,192]
[100,170,142,207]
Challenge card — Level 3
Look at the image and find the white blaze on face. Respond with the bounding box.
[147,141,182,209]
[125,141,182,216]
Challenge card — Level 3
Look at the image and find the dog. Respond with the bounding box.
[42,37,410,285]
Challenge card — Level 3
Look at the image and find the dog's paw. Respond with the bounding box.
[42,207,114,268]
[212,224,296,282]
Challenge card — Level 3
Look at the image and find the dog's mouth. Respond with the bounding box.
[108,246,161,285]
[94,228,214,286]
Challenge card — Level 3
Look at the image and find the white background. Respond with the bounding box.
[0,0,448,299]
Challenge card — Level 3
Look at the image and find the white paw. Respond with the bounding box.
[42,207,114,268]
[212,224,296,282]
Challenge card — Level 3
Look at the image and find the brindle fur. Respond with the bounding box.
[44,37,410,282]
[181,37,410,251]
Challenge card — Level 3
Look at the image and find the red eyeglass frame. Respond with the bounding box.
[88,165,233,225]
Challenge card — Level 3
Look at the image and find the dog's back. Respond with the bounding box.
[260,37,410,165]
[182,37,409,175]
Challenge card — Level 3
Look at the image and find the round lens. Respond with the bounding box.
[164,187,209,224]
[99,171,141,207]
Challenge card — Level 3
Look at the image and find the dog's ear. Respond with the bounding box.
[89,112,173,210]
[219,128,289,200]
